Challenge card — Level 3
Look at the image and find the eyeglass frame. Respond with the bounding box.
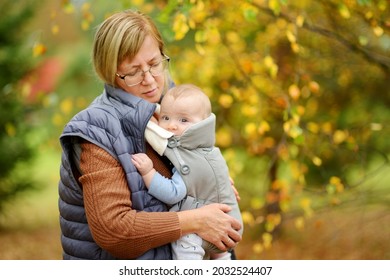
[115,55,170,87]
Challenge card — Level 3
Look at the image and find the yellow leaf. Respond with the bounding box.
[269,64,278,78]
[373,26,384,37]
[242,104,258,117]
[218,94,233,108]
[205,27,221,45]
[241,59,253,74]
[241,211,255,226]
[265,213,282,232]
[81,2,91,11]
[329,177,338,187]
[250,197,264,210]
[365,11,373,20]
[188,18,196,29]
[60,98,73,114]
[258,120,270,135]
[285,123,302,139]
[329,176,344,193]
[262,232,273,249]
[268,0,281,15]
[194,30,206,43]
[286,30,296,43]
[359,36,368,46]
[309,81,320,94]
[52,113,63,127]
[333,129,348,144]
[81,20,90,31]
[22,82,31,98]
[263,137,275,149]
[5,123,16,137]
[330,197,341,205]
[226,31,240,44]
[312,156,322,166]
[173,13,190,40]
[263,55,278,78]
[300,197,311,209]
[62,1,75,14]
[190,0,207,23]
[288,84,300,100]
[295,217,305,230]
[326,183,336,195]
[263,55,275,68]
[297,105,305,116]
[271,179,287,191]
[300,197,313,217]
[338,4,350,19]
[252,242,264,254]
[216,127,232,148]
[307,122,319,133]
[291,42,300,53]
[321,122,333,134]
[296,15,305,27]
[245,122,257,138]
[131,0,145,6]
[33,43,46,57]
[370,123,382,131]
[51,24,59,35]
[195,43,206,55]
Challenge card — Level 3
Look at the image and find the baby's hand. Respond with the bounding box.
[131,153,153,175]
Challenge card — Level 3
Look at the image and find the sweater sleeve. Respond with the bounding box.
[79,142,181,259]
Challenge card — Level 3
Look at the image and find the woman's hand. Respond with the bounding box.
[230,177,241,202]
[177,203,242,252]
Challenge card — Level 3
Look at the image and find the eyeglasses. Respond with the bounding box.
[116,55,170,87]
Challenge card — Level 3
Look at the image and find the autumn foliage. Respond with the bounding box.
[2,0,388,258]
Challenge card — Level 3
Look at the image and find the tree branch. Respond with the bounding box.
[251,3,390,73]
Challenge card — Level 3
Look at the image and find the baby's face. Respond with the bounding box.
[159,95,205,136]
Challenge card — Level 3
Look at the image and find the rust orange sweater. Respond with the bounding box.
[78,142,181,259]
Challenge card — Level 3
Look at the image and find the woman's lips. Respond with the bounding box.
[143,88,157,97]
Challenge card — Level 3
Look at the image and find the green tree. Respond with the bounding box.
[0,1,41,213]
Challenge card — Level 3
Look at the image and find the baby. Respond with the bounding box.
[131,84,243,260]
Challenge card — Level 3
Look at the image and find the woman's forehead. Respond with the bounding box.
[122,36,161,66]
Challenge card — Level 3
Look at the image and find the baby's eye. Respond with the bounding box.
[161,115,169,121]
[179,118,189,123]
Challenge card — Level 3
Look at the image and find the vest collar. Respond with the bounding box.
[104,84,151,108]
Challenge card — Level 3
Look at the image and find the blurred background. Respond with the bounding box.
[0,0,389,260]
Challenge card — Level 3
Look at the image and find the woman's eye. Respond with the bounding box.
[151,61,161,68]
[127,69,140,77]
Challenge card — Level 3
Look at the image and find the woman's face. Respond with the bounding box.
[116,35,165,104]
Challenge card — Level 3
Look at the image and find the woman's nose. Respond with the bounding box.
[141,70,155,85]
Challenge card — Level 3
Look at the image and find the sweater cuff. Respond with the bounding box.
[148,212,182,248]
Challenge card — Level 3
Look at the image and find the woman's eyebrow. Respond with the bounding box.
[125,59,156,71]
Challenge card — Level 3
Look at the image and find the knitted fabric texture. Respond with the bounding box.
[79,142,180,259]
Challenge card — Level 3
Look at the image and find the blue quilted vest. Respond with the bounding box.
[58,84,171,259]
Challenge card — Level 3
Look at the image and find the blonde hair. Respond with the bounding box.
[92,10,167,87]
[165,84,212,118]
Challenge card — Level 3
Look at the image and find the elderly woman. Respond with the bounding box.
[58,9,241,260]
